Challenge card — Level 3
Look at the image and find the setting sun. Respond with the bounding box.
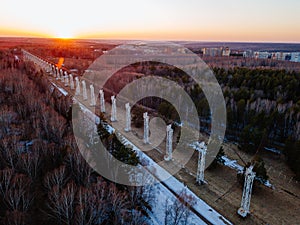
[1,0,300,42]
[55,30,74,39]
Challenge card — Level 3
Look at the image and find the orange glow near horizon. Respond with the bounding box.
[1,0,300,43]
[1,25,300,43]
[55,32,74,39]
[0,27,51,38]
[1,29,299,43]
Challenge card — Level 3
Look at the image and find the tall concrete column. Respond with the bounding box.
[90,84,96,106]
[69,74,74,90]
[110,95,117,122]
[125,103,131,132]
[82,80,87,100]
[164,124,173,161]
[75,77,81,96]
[143,112,149,144]
[99,89,105,113]
[64,71,69,86]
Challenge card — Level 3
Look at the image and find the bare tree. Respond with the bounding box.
[0,136,20,169]
[0,168,14,197]
[128,210,148,225]
[23,87,42,116]
[52,178,110,225]
[47,182,76,225]
[108,183,129,224]
[75,187,96,225]
[14,100,29,120]
[127,183,154,224]
[43,165,67,191]
[47,185,62,223]
[4,174,32,212]
[90,177,108,224]
[59,181,76,224]
[55,96,72,118]
[164,189,196,225]
[65,149,92,186]
[50,113,67,143]
[40,106,51,140]
[4,210,26,225]
[18,150,41,179]
[0,105,15,135]
[75,187,92,225]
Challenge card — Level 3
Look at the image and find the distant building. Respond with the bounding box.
[202,47,223,56]
[254,51,270,59]
[290,52,300,62]
[251,51,299,62]
[272,52,290,61]
[271,52,277,60]
[230,50,244,56]
[243,50,253,58]
[222,47,231,56]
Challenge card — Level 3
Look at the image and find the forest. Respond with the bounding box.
[0,47,299,224]
[0,51,154,225]
[104,61,300,180]
[213,67,300,180]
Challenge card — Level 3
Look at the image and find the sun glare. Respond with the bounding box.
[55,31,74,39]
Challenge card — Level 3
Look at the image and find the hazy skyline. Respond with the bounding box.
[1,0,300,42]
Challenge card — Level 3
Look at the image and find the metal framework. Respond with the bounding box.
[196,142,207,184]
[238,165,256,217]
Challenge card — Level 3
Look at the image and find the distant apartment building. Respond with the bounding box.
[271,52,290,61]
[290,52,300,62]
[254,51,270,59]
[202,47,300,63]
[202,47,223,56]
[243,50,253,58]
[230,50,244,56]
[253,51,300,62]
[222,47,231,56]
[202,47,230,57]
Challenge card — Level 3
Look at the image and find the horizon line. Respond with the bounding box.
[0,35,300,45]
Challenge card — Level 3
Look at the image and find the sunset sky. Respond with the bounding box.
[1,0,300,42]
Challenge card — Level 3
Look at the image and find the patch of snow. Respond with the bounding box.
[25,140,33,147]
[221,156,274,189]
[264,180,273,188]
[264,147,282,155]
[120,139,231,224]
[189,141,207,152]
[149,182,207,225]
[174,121,183,127]
[50,77,232,225]
[51,82,68,96]
[221,156,244,173]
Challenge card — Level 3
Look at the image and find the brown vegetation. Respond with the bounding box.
[0,51,152,225]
